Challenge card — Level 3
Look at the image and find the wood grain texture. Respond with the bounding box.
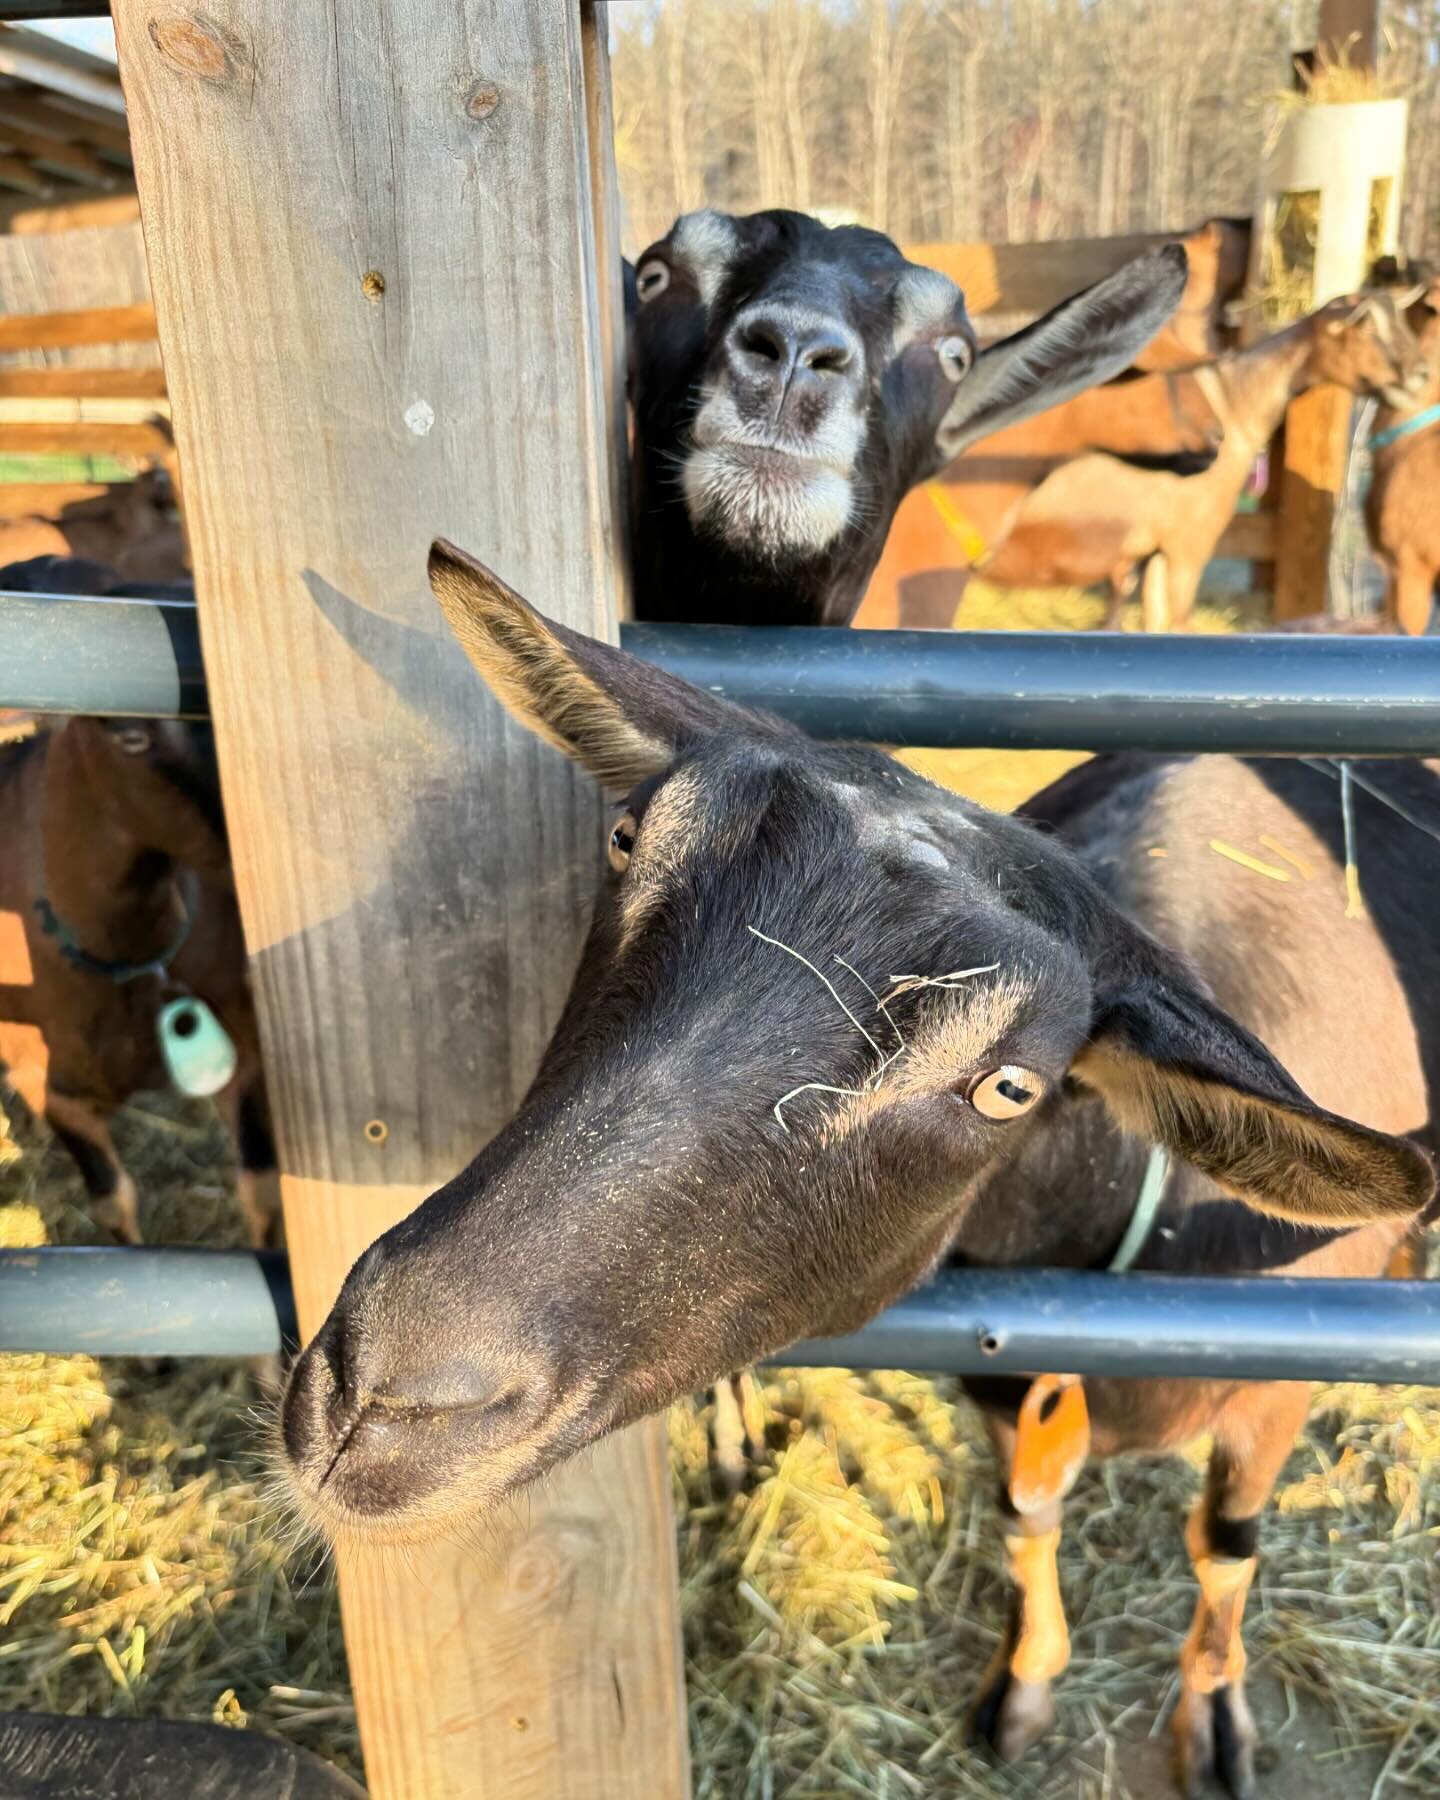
[0,300,156,351]
[1274,386,1351,620]
[111,3,687,1797]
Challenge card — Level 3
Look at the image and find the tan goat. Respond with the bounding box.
[978,294,1427,630]
[1365,280,1440,634]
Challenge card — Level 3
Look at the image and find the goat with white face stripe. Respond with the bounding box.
[625,208,1188,626]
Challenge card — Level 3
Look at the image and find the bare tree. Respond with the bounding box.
[609,0,1440,266]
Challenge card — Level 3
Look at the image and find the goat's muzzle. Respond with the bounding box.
[280,1287,569,1543]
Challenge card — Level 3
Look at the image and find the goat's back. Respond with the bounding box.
[1026,753,1439,1149]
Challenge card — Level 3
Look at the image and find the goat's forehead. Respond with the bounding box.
[639,751,980,869]
[660,208,950,321]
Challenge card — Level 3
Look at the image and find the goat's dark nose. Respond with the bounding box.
[283,1296,555,1471]
[729,310,859,383]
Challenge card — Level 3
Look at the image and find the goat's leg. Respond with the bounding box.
[711,1370,766,1492]
[972,1418,1069,1760]
[45,1089,140,1243]
[1140,554,1171,632]
[1103,564,1137,631]
[1165,558,1204,631]
[1174,1382,1310,1800]
[214,1076,284,1390]
[1393,549,1438,636]
[215,1075,282,1251]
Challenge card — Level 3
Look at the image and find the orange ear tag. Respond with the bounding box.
[1009,1373,1091,1516]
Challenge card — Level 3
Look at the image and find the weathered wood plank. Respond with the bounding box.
[1274,387,1351,620]
[0,93,133,160]
[0,191,140,234]
[0,420,169,456]
[110,4,687,1797]
[0,126,116,187]
[0,367,167,399]
[0,155,51,198]
[0,301,156,351]
[904,228,1192,319]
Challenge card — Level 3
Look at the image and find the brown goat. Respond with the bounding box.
[857,363,1229,627]
[856,217,1250,630]
[1365,280,1440,635]
[282,544,1435,1797]
[0,561,274,1248]
[859,293,1425,632]
[977,293,1427,630]
[0,467,188,587]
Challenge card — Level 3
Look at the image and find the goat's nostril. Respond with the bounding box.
[738,319,786,364]
[800,330,853,374]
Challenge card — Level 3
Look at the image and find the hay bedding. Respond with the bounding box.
[1,1093,1436,1797]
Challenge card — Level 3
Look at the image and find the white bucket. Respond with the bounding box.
[1246,96,1409,332]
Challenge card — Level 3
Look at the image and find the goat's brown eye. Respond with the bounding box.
[937,334,973,382]
[114,726,151,756]
[608,811,638,872]
[966,1065,1042,1120]
[635,259,670,303]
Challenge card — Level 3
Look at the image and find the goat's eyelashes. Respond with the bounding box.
[937,335,974,383]
[608,811,638,873]
[964,1065,1043,1120]
[635,259,671,303]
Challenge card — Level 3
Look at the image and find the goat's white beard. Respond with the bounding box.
[683,445,853,560]
[683,381,861,560]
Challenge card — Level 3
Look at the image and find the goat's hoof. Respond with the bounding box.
[970,1666,1055,1762]
[1174,1683,1258,1799]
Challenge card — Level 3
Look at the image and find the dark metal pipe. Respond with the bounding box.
[2,1248,1435,1382]
[0,1247,295,1357]
[629,623,1440,755]
[778,1269,1440,1382]
[5,590,1440,753]
[0,5,110,17]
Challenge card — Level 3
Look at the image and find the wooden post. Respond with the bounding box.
[1273,1,1381,621]
[110,5,688,1797]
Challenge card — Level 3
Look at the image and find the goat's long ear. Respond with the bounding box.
[936,244,1189,460]
[1073,953,1433,1227]
[428,539,787,790]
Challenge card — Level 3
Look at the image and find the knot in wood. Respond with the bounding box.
[148,14,245,84]
[466,80,502,121]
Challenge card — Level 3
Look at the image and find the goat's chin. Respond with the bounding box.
[683,445,852,561]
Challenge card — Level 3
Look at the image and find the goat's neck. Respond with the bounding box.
[1372,338,1440,436]
[1206,324,1317,461]
[40,730,187,966]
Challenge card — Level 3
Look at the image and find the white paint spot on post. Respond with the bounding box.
[404,398,435,436]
